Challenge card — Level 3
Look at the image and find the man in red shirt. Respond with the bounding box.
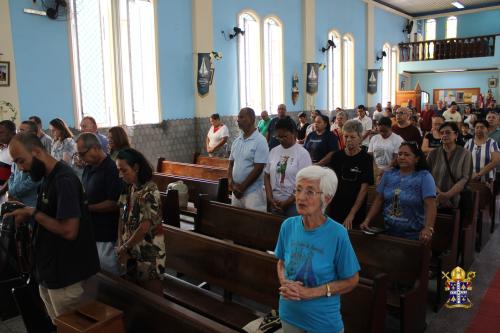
[392,107,423,146]
[420,102,435,134]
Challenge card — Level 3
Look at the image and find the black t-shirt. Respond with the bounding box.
[34,162,99,289]
[304,130,339,163]
[268,116,297,149]
[82,155,123,242]
[328,150,374,226]
[296,122,309,141]
[424,132,442,149]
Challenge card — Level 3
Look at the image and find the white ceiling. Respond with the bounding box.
[376,0,500,15]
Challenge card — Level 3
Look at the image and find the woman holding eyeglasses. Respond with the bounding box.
[328,120,373,230]
[264,118,312,217]
[115,148,165,293]
[275,165,360,333]
[427,122,473,209]
[360,142,437,242]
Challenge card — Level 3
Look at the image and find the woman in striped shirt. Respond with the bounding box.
[464,120,500,184]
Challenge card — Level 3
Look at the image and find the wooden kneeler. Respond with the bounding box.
[55,301,124,333]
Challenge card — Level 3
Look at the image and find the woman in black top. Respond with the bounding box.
[304,115,339,165]
[296,112,309,144]
[329,120,374,229]
[422,115,444,154]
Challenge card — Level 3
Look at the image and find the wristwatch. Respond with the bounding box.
[326,283,332,297]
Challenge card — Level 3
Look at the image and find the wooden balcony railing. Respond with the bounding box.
[399,34,497,62]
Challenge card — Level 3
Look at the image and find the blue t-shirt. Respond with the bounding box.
[229,129,269,194]
[377,169,436,240]
[274,216,360,333]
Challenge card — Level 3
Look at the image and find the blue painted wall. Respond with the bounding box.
[315,0,367,110]
[156,0,194,119]
[457,9,500,38]
[9,0,75,126]
[426,9,500,41]
[212,0,302,116]
[411,70,498,102]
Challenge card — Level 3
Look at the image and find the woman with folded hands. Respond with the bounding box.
[360,142,437,242]
[275,165,359,333]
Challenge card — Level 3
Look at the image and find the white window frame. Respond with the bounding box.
[446,16,457,39]
[327,30,342,111]
[391,46,398,104]
[381,43,391,107]
[68,0,161,127]
[425,18,436,59]
[262,16,284,114]
[237,10,262,113]
[342,34,355,109]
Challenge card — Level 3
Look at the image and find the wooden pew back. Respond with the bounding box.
[152,173,229,204]
[157,158,227,182]
[164,225,280,309]
[195,197,283,252]
[84,273,237,333]
[348,230,429,288]
[193,153,230,169]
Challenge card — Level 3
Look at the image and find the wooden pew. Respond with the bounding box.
[195,196,283,252]
[163,225,387,333]
[157,158,227,182]
[83,272,238,333]
[349,230,430,333]
[193,153,230,169]
[469,181,493,252]
[366,185,476,270]
[153,173,229,225]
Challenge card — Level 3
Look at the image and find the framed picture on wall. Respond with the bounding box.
[488,78,498,89]
[0,61,10,87]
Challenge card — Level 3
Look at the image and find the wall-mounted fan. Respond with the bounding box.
[40,0,68,20]
[402,20,414,34]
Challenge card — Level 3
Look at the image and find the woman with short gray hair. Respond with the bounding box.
[328,120,374,230]
[275,165,360,333]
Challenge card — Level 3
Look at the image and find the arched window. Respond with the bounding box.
[342,34,354,109]
[425,19,436,59]
[381,43,391,106]
[238,12,262,111]
[446,16,457,39]
[263,17,283,114]
[391,46,398,104]
[327,30,342,111]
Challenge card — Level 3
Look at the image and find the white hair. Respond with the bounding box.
[296,165,338,212]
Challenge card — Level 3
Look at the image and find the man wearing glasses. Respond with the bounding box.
[392,107,422,146]
[77,132,123,275]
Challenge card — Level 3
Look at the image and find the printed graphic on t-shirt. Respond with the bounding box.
[374,148,390,167]
[287,241,324,287]
[276,155,290,185]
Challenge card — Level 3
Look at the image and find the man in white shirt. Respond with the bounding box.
[355,105,372,148]
[442,103,462,123]
[372,103,384,123]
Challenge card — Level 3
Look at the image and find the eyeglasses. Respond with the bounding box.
[294,188,323,198]
[75,149,89,158]
[439,130,455,135]
[395,111,407,115]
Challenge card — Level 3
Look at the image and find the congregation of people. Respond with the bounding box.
[1,96,499,333]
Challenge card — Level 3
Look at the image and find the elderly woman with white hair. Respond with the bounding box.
[275,165,360,333]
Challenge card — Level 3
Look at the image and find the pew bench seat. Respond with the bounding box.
[162,274,259,331]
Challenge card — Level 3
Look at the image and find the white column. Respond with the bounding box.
[0,0,21,124]
[303,0,315,111]
[192,0,216,118]
[366,1,375,107]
